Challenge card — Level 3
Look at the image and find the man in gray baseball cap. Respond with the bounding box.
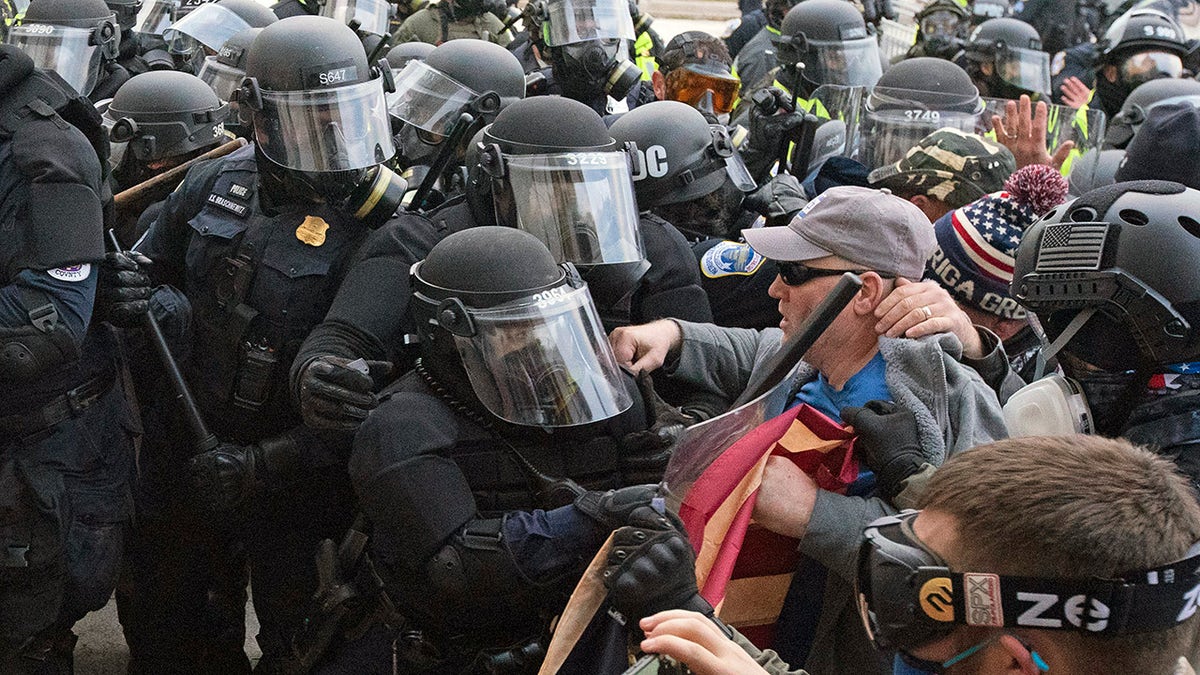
[608,185,1007,673]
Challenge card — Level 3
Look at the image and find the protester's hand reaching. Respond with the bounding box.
[608,320,684,375]
[992,95,1074,171]
[1059,76,1091,109]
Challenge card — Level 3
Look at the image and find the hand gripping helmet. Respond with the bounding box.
[411,226,633,427]
[1104,76,1200,148]
[965,17,1050,100]
[316,0,390,37]
[8,0,119,96]
[239,16,402,221]
[609,100,755,210]
[1011,180,1200,373]
[860,57,984,170]
[162,0,275,59]
[914,0,970,59]
[533,0,641,102]
[104,70,229,184]
[772,0,883,97]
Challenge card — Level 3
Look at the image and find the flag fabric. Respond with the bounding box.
[679,403,858,646]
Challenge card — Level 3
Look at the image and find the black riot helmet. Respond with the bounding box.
[1012,181,1200,374]
[1104,76,1200,148]
[105,70,229,185]
[9,0,119,96]
[411,226,633,427]
[105,0,141,31]
[534,0,642,106]
[609,100,755,211]
[860,57,985,170]
[317,0,390,36]
[772,0,882,97]
[965,17,1050,100]
[197,26,257,104]
[968,0,1010,26]
[239,16,403,223]
[385,40,434,72]
[914,0,970,59]
[163,0,275,57]
[1094,9,1189,118]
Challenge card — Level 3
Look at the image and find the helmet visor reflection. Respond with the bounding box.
[1119,50,1184,87]
[163,2,248,53]
[134,0,175,35]
[995,46,1051,97]
[544,0,635,46]
[802,38,883,89]
[198,56,243,100]
[254,78,395,172]
[386,60,477,135]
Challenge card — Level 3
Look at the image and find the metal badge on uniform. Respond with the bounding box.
[207,192,249,217]
[296,215,330,246]
[46,264,92,282]
[700,241,766,278]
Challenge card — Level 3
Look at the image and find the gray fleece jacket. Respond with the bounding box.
[664,321,1009,674]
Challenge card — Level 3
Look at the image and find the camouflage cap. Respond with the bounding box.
[867,128,1016,209]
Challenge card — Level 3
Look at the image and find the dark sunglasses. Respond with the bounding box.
[777,262,891,286]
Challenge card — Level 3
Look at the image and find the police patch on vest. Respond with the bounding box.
[46,264,91,282]
[303,60,359,89]
[700,241,766,278]
[207,193,249,217]
[228,182,251,199]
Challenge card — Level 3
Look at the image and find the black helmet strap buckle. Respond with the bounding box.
[469,91,502,118]
[110,116,139,143]
[374,58,396,94]
[621,140,645,180]
[479,142,506,179]
[236,76,264,113]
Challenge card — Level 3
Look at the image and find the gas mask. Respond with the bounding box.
[552,38,641,101]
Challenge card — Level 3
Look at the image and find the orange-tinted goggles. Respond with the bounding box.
[665,64,741,115]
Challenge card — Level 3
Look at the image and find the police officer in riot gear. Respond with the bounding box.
[196,26,259,137]
[392,0,512,46]
[771,0,883,100]
[107,16,407,671]
[6,0,127,99]
[1011,180,1200,484]
[902,0,971,62]
[730,0,798,95]
[1093,9,1191,119]
[962,17,1052,100]
[859,57,986,171]
[1103,75,1200,147]
[310,226,671,672]
[162,0,277,75]
[524,0,643,114]
[0,43,134,674]
[388,38,525,201]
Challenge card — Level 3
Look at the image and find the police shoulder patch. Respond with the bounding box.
[46,264,91,282]
[700,241,765,278]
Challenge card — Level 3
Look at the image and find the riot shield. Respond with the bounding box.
[790,84,863,176]
[979,98,1108,175]
[852,86,986,171]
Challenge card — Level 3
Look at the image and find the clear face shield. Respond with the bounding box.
[386,60,478,138]
[163,3,250,55]
[485,149,646,266]
[133,0,175,36]
[433,279,634,427]
[248,78,396,173]
[319,0,390,36]
[800,37,883,89]
[6,18,118,96]
[857,86,984,170]
[993,44,1051,98]
[542,0,635,46]
[198,56,242,101]
[1119,50,1184,88]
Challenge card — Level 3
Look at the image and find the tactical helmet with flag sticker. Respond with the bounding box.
[868,127,1015,208]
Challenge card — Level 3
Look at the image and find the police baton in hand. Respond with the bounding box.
[107,230,219,454]
[112,137,247,225]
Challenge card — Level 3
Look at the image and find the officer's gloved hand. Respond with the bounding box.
[97,250,153,328]
[741,173,808,224]
[298,356,393,431]
[189,442,263,513]
[574,484,666,532]
[841,401,926,501]
[622,372,695,454]
[747,88,805,154]
[603,508,717,625]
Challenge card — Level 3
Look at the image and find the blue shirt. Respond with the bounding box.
[793,351,892,422]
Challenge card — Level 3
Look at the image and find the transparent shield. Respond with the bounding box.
[7,24,101,95]
[808,83,865,164]
[454,284,633,427]
[543,0,635,46]
[855,86,984,170]
[198,56,242,101]
[995,46,1051,97]
[802,38,883,89]
[503,152,645,266]
[980,98,1108,169]
[320,0,390,36]
[163,3,249,53]
[253,79,395,172]
[386,60,476,135]
[134,0,176,35]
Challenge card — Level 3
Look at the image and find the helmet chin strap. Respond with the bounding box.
[1033,306,1097,380]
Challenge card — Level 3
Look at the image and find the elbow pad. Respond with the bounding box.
[0,315,80,381]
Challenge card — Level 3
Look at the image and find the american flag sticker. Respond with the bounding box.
[1035,223,1109,272]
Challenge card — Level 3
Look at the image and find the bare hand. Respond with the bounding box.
[1059,76,1091,109]
[750,456,818,540]
[639,610,771,675]
[873,278,984,358]
[991,95,1074,171]
[608,320,684,375]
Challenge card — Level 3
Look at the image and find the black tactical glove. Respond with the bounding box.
[740,173,808,224]
[97,250,153,328]
[621,372,695,455]
[603,508,715,624]
[841,401,926,502]
[574,484,667,532]
[189,434,302,512]
[298,356,393,431]
[747,88,806,156]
